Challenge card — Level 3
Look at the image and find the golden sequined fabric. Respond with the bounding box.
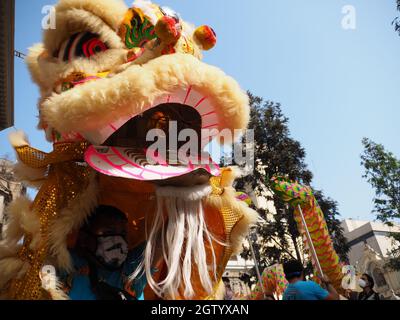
[200,171,245,299]
[209,175,224,196]
[9,142,91,300]
[210,170,243,250]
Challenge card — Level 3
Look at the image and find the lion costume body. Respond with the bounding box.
[0,0,258,300]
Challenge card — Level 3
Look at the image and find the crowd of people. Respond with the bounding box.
[223,259,382,301]
[281,260,380,300]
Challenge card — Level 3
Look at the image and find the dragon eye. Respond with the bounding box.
[57,32,108,62]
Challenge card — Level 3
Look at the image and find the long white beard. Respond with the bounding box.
[131,184,221,299]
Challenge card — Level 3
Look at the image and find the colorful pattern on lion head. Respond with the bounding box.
[0,0,258,301]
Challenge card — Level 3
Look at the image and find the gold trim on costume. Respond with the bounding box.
[10,142,91,300]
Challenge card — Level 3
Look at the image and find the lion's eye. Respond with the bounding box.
[57,32,108,61]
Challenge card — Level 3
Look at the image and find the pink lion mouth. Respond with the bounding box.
[82,87,222,181]
[85,146,220,181]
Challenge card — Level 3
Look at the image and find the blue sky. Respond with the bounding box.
[1,0,399,221]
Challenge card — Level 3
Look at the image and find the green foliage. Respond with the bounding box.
[361,138,400,222]
[361,138,400,270]
[387,233,400,270]
[394,0,400,35]
[234,93,349,286]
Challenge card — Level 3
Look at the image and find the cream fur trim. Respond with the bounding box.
[41,53,249,137]
[48,288,70,300]
[229,200,259,255]
[43,276,70,300]
[205,168,259,255]
[25,44,48,89]
[1,197,32,247]
[0,197,31,290]
[8,131,29,148]
[2,196,42,250]
[12,162,46,189]
[0,257,29,290]
[0,196,34,292]
[8,131,47,187]
[44,0,127,53]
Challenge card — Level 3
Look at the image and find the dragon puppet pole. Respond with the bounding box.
[247,234,266,299]
[297,204,324,278]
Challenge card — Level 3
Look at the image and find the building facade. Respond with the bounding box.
[0,0,15,131]
[0,159,26,239]
[223,254,255,298]
[341,219,400,299]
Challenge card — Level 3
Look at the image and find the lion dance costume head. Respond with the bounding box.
[0,0,258,300]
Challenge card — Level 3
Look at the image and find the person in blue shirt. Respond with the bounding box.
[61,205,149,300]
[282,260,339,300]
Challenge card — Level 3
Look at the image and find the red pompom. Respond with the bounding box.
[194,25,217,51]
[155,16,181,44]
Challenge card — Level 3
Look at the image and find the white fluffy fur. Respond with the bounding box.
[7,131,47,188]
[8,131,29,147]
[12,162,46,190]
[25,44,49,91]
[0,196,38,290]
[0,197,32,248]
[40,272,70,300]
[41,53,249,137]
[132,184,218,299]
[132,0,160,24]
[44,0,127,54]
[0,258,29,295]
